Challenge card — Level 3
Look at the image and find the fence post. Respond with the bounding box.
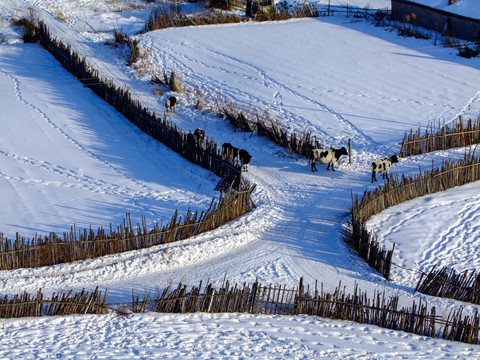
[348,138,352,165]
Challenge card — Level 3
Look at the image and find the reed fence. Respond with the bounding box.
[35,19,325,163]
[350,153,480,280]
[399,116,480,157]
[345,220,395,280]
[353,153,480,224]
[35,21,240,180]
[0,183,255,271]
[223,107,323,158]
[0,22,261,270]
[415,266,480,305]
[1,278,478,345]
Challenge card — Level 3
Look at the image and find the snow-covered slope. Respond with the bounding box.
[0,0,479,358]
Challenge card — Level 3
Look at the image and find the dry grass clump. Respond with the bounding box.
[153,87,163,96]
[10,8,39,43]
[250,1,318,21]
[107,0,145,12]
[443,37,480,59]
[168,71,185,93]
[49,8,68,23]
[146,7,242,31]
[127,38,141,65]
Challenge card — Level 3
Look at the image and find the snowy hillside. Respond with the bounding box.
[0,0,479,358]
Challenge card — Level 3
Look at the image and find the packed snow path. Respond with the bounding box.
[0,0,479,337]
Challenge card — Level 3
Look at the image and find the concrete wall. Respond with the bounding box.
[391,0,480,42]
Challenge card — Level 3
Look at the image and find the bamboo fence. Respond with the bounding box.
[345,219,395,280]
[0,22,263,271]
[350,153,480,280]
[0,184,256,271]
[0,278,478,345]
[415,266,480,305]
[35,20,328,167]
[353,153,480,224]
[35,22,240,180]
[222,106,324,158]
[399,116,480,157]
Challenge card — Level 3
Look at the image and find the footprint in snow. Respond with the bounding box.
[273,91,283,106]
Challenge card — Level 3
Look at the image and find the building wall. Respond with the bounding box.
[391,0,480,42]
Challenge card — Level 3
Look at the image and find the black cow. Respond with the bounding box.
[239,149,252,172]
[165,96,177,112]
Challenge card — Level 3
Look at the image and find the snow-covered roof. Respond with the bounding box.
[408,0,480,20]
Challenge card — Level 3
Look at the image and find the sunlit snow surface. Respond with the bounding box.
[0,0,479,358]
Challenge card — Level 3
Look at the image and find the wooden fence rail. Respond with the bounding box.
[1,278,478,345]
[399,116,480,157]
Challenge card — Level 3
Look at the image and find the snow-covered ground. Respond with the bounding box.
[0,0,479,358]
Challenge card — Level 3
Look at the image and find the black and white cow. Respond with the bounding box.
[371,155,398,182]
[239,149,252,172]
[310,147,348,172]
[165,96,177,112]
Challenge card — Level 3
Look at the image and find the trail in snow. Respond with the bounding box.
[1,1,480,356]
[0,68,189,209]
[144,34,374,148]
[1,0,479,321]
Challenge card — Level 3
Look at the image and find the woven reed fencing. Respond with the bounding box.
[399,116,480,157]
[1,278,479,345]
[0,183,255,271]
[0,22,261,271]
[34,20,325,162]
[415,266,480,305]
[345,220,395,280]
[223,107,324,158]
[350,153,480,280]
[35,22,240,180]
[353,153,480,224]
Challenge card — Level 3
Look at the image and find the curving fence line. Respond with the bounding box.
[399,116,480,158]
[0,20,259,271]
[0,184,255,271]
[0,278,478,345]
[36,21,240,179]
[350,153,480,280]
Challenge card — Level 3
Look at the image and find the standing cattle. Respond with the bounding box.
[165,96,177,112]
[310,147,348,172]
[239,149,252,172]
[371,155,398,182]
